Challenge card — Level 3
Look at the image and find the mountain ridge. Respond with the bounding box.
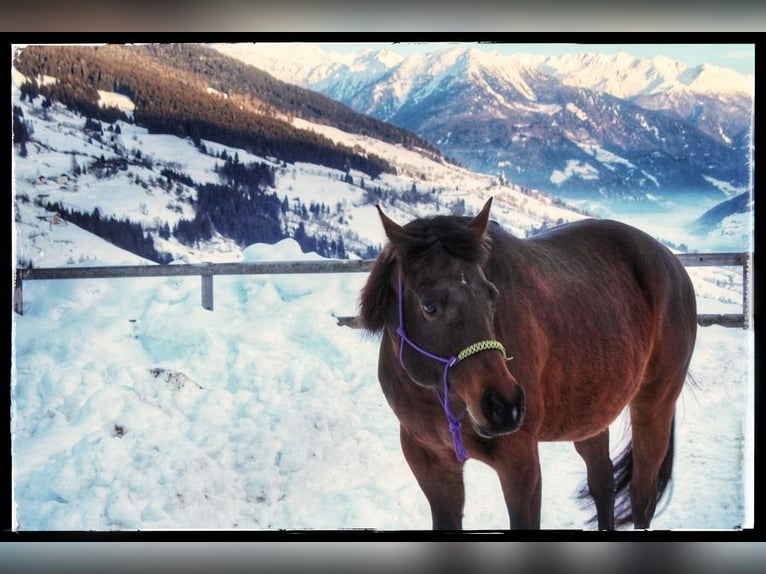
[215,43,752,203]
[13,43,751,271]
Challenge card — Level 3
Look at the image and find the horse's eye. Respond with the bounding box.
[422,303,439,316]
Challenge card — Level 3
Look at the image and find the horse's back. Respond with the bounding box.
[489,218,697,440]
[527,218,692,301]
[528,218,696,341]
[521,220,697,527]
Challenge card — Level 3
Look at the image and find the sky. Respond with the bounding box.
[319,42,755,75]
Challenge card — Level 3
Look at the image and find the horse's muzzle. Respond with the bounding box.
[474,385,525,437]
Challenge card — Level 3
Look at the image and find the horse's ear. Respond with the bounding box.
[377,205,411,253]
[467,197,493,237]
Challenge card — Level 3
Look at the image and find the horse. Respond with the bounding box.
[358,198,697,530]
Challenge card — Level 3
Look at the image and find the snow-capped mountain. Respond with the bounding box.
[532,52,752,99]
[535,53,753,151]
[213,43,753,204]
[12,41,751,277]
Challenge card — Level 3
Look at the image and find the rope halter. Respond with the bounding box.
[395,264,511,462]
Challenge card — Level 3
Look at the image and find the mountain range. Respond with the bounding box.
[12,42,752,272]
[213,43,753,204]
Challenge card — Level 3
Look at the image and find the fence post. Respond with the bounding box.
[14,269,23,315]
[742,254,750,330]
[201,270,214,311]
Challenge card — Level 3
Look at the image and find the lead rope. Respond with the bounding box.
[396,265,510,462]
[435,366,470,462]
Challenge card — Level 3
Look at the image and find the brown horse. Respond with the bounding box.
[359,198,697,529]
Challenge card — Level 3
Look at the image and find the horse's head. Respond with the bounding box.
[368,198,525,438]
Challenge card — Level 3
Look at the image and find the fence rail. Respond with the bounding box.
[13,253,751,328]
[14,259,375,315]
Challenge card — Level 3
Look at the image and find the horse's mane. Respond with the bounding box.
[358,246,396,334]
[359,215,492,334]
[399,215,492,266]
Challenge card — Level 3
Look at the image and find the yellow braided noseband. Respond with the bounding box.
[456,339,510,363]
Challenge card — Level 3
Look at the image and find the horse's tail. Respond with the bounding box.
[610,440,635,527]
[614,418,676,528]
[578,418,676,528]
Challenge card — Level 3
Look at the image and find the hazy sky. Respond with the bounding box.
[319,42,755,75]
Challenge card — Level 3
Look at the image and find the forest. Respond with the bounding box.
[14,44,397,179]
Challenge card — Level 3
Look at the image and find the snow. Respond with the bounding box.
[211,42,353,88]
[215,44,754,114]
[11,237,753,531]
[11,58,753,532]
[575,143,637,171]
[97,90,135,117]
[703,175,749,200]
[565,102,588,122]
[677,63,755,96]
[550,160,600,185]
[538,52,753,100]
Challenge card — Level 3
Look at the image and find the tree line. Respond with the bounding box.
[14,44,396,179]
[136,43,443,159]
[39,201,173,264]
[167,155,349,258]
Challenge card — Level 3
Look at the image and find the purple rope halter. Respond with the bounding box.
[395,264,510,462]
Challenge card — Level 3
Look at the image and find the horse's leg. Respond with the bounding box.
[495,437,542,529]
[574,429,615,530]
[628,401,676,529]
[399,426,465,530]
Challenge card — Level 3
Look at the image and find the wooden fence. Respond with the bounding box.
[675,252,751,329]
[13,259,374,315]
[13,252,752,329]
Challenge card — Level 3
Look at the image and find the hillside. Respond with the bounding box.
[12,44,428,181]
[136,43,442,158]
[688,191,752,245]
[12,50,589,268]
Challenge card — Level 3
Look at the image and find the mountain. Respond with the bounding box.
[12,45,591,269]
[688,191,752,247]
[535,53,754,152]
[12,44,446,176]
[214,44,753,203]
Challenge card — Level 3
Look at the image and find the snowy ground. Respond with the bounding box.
[11,238,753,531]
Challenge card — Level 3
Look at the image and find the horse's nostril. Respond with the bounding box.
[512,389,526,426]
[479,388,525,436]
[482,391,506,425]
